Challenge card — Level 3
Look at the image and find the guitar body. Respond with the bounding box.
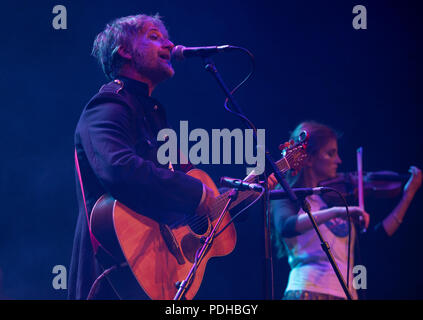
[90,169,237,300]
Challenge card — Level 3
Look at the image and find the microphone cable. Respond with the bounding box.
[319,186,353,289]
[221,47,259,134]
[214,185,265,238]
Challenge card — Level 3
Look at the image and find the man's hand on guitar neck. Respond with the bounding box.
[195,184,216,218]
[245,168,278,191]
[267,173,278,190]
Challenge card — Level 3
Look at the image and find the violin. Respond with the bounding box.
[319,170,409,207]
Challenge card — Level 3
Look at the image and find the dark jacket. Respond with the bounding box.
[68,77,203,299]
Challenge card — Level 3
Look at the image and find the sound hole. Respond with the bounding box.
[180,233,203,264]
[187,214,209,235]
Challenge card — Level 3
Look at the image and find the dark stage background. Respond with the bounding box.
[0,0,421,299]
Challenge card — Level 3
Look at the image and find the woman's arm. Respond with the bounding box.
[294,207,339,234]
[382,166,422,236]
[295,206,369,234]
[272,194,367,237]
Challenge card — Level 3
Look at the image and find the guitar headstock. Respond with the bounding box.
[278,130,309,175]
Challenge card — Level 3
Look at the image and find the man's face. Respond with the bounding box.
[130,22,175,85]
[310,138,342,182]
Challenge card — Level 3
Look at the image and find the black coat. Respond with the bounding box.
[68,77,203,299]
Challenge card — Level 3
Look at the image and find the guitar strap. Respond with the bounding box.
[75,148,123,266]
[75,148,124,265]
[74,148,101,254]
[75,148,130,299]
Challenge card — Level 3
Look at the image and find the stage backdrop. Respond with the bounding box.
[0,0,421,299]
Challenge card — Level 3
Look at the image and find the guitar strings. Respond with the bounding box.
[172,151,299,233]
[173,151,298,233]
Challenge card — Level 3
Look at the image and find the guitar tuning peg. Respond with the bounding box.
[279,142,291,151]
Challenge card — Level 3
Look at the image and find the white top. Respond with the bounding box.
[284,194,358,299]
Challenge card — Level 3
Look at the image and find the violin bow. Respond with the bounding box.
[356,147,367,232]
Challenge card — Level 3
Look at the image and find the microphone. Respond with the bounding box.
[171,45,236,60]
[220,177,264,192]
[269,187,332,200]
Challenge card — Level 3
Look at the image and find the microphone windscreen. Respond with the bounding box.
[171,45,185,61]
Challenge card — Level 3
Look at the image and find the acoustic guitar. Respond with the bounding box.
[90,134,308,300]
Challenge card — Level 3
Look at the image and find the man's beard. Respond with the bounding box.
[132,50,174,84]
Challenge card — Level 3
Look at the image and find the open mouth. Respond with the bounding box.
[159,53,171,61]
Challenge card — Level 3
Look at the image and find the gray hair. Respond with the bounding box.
[92,13,167,80]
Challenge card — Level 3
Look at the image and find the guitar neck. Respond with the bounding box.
[209,156,291,220]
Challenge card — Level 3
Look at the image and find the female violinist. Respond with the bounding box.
[271,121,422,300]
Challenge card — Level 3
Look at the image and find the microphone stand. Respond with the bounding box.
[271,192,353,300]
[202,56,352,300]
[174,189,238,300]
